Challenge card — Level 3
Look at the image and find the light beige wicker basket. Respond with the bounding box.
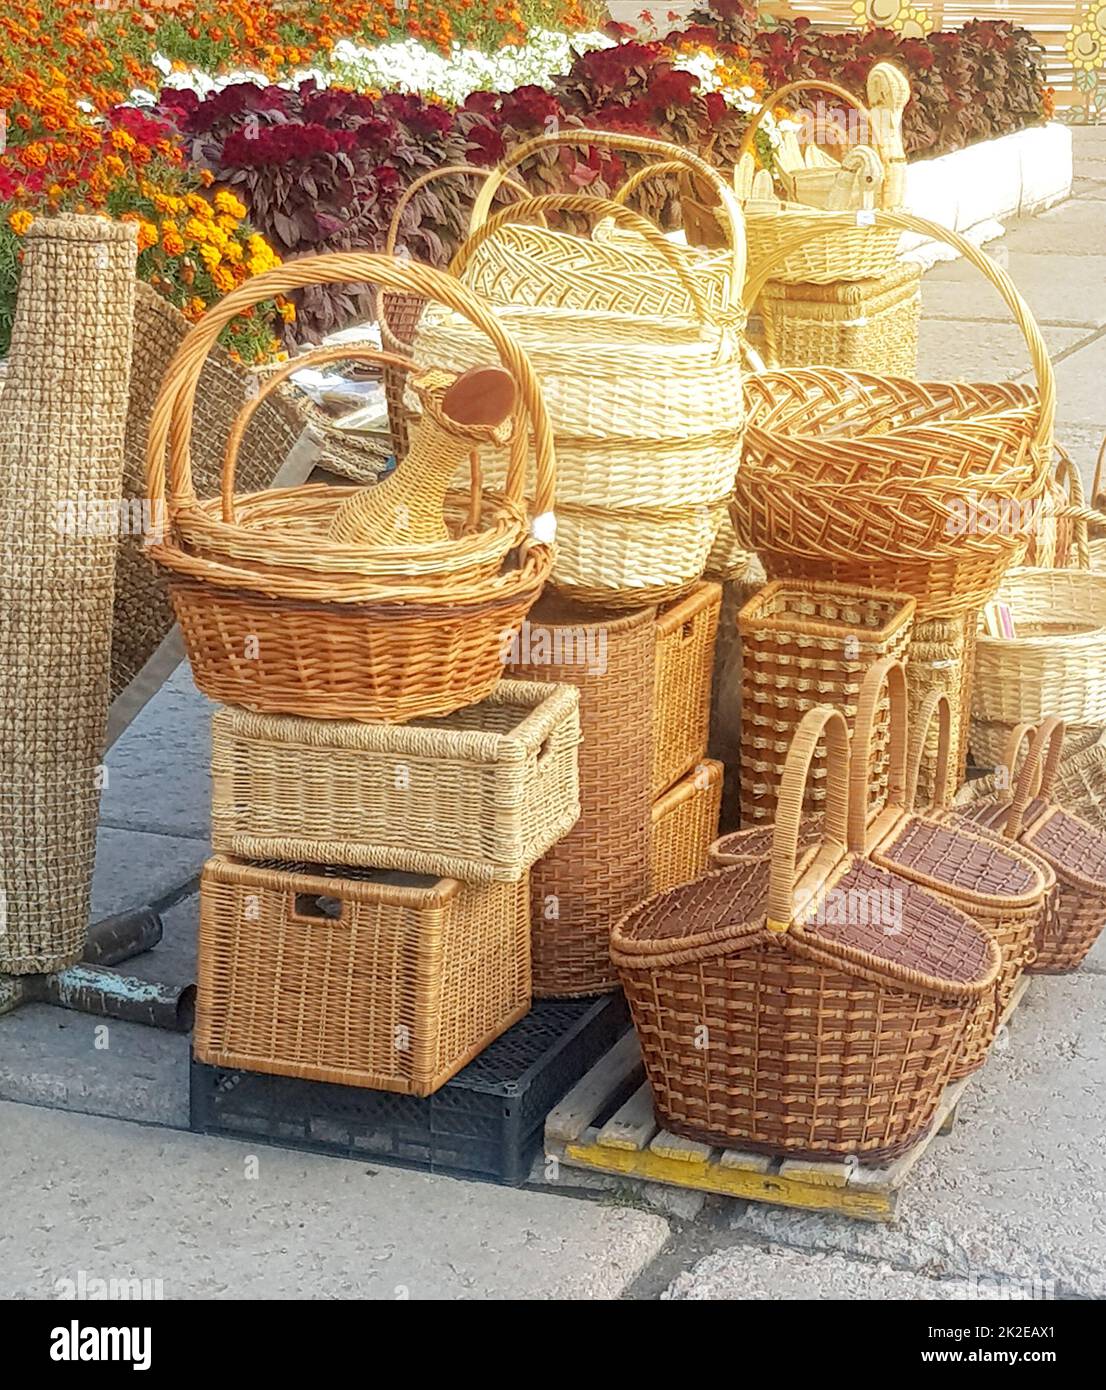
[210,680,581,883]
[195,855,531,1096]
[653,582,722,796]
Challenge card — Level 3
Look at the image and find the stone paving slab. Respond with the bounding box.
[922,252,1106,329]
[1051,330,1106,430]
[916,318,1088,386]
[0,1101,670,1300]
[92,827,206,921]
[724,974,1106,1300]
[665,1244,1023,1301]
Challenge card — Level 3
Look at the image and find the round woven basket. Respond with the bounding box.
[145,253,557,722]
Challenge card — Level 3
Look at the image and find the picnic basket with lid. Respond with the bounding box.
[734,211,1054,620]
[959,719,1106,974]
[851,662,1046,1075]
[683,64,909,285]
[610,705,999,1161]
[144,253,557,723]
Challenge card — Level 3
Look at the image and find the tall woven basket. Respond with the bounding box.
[506,595,655,996]
[0,215,136,973]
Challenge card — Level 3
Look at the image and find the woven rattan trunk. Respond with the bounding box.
[0,216,136,973]
[755,262,921,376]
[507,596,655,996]
[652,582,721,797]
[195,856,531,1095]
[210,680,581,883]
[650,760,723,896]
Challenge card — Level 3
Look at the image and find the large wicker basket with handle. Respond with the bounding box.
[145,253,557,722]
[611,705,999,1161]
[734,210,1054,620]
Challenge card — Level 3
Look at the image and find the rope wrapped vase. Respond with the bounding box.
[611,706,999,1162]
[0,216,136,973]
[144,253,557,723]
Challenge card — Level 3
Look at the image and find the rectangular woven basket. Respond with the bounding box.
[194,856,531,1096]
[738,579,915,824]
[753,261,921,376]
[210,680,581,884]
[650,760,724,896]
[652,582,722,796]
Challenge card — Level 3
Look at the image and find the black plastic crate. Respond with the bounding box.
[190,995,629,1185]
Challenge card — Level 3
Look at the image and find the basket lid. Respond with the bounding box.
[1022,806,1106,890]
[873,814,1044,907]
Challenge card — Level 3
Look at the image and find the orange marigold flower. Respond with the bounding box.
[8,209,34,236]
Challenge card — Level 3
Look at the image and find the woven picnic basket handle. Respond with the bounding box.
[146,253,557,530]
[1004,716,1066,838]
[742,209,1056,455]
[904,690,955,812]
[467,128,746,297]
[610,159,689,206]
[450,192,718,325]
[736,78,871,164]
[377,163,537,355]
[1093,431,1106,510]
[1052,446,1094,569]
[847,656,911,853]
[766,705,851,932]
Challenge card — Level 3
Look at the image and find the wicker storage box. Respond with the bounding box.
[653,582,722,796]
[507,596,655,997]
[210,680,580,884]
[738,579,915,824]
[611,707,999,1161]
[905,611,976,804]
[650,760,724,896]
[195,856,531,1096]
[755,262,921,376]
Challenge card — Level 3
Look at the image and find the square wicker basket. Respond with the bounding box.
[652,581,722,796]
[650,759,724,896]
[194,856,531,1097]
[210,680,581,884]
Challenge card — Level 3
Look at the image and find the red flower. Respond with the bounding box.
[646,68,699,113]
[498,85,562,130]
[467,123,505,166]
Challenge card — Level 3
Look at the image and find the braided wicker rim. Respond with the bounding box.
[145,253,557,604]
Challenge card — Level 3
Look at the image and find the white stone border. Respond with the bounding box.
[901,122,1073,265]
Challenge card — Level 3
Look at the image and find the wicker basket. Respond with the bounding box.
[905,611,977,805]
[506,596,655,997]
[957,719,1106,973]
[653,582,722,796]
[611,705,999,1161]
[195,855,531,1095]
[973,568,1106,728]
[737,579,915,825]
[753,262,921,376]
[145,253,557,723]
[650,760,724,896]
[852,663,1046,1076]
[966,722,1106,832]
[735,211,1054,621]
[210,680,581,883]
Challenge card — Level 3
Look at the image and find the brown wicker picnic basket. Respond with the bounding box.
[611,705,999,1161]
[145,253,557,722]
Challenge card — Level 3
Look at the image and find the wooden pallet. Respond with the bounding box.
[545,977,1030,1222]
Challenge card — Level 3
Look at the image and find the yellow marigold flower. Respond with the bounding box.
[278,300,296,323]
[162,230,185,257]
[247,254,272,277]
[185,193,212,217]
[190,296,207,317]
[8,209,34,236]
[137,221,159,252]
[214,190,247,219]
[110,128,136,153]
[199,243,221,271]
[223,240,243,264]
[199,169,215,187]
[184,216,209,243]
[212,264,236,293]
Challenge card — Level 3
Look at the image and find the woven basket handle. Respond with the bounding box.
[847,656,911,853]
[146,253,557,531]
[736,79,871,165]
[610,159,689,206]
[467,128,746,299]
[1004,716,1066,838]
[1050,446,1091,570]
[378,163,537,355]
[905,690,954,812]
[741,209,1055,455]
[767,705,851,932]
[1094,430,1106,510]
[450,192,717,326]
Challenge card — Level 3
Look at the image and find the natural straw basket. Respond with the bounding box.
[0,215,136,975]
[957,719,1106,973]
[972,567,1106,728]
[686,66,909,283]
[210,680,581,884]
[964,723,1106,833]
[851,663,1046,1076]
[650,760,724,896]
[611,706,999,1161]
[652,582,722,796]
[904,611,977,804]
[195,855,530,1095]
[735,211,1055,620]
[145,253,557,723]
[737,579,915,825]
[506,595,655,997]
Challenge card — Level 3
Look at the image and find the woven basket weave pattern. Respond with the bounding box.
[653,582,722,796]
[195,856,531,1095]
[0,216,136,974]
[650,761,724,896]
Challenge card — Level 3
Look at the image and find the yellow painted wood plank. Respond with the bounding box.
[649,1131,714,1163]
[778,1159,853,1188]
[562,1140,895,1220]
